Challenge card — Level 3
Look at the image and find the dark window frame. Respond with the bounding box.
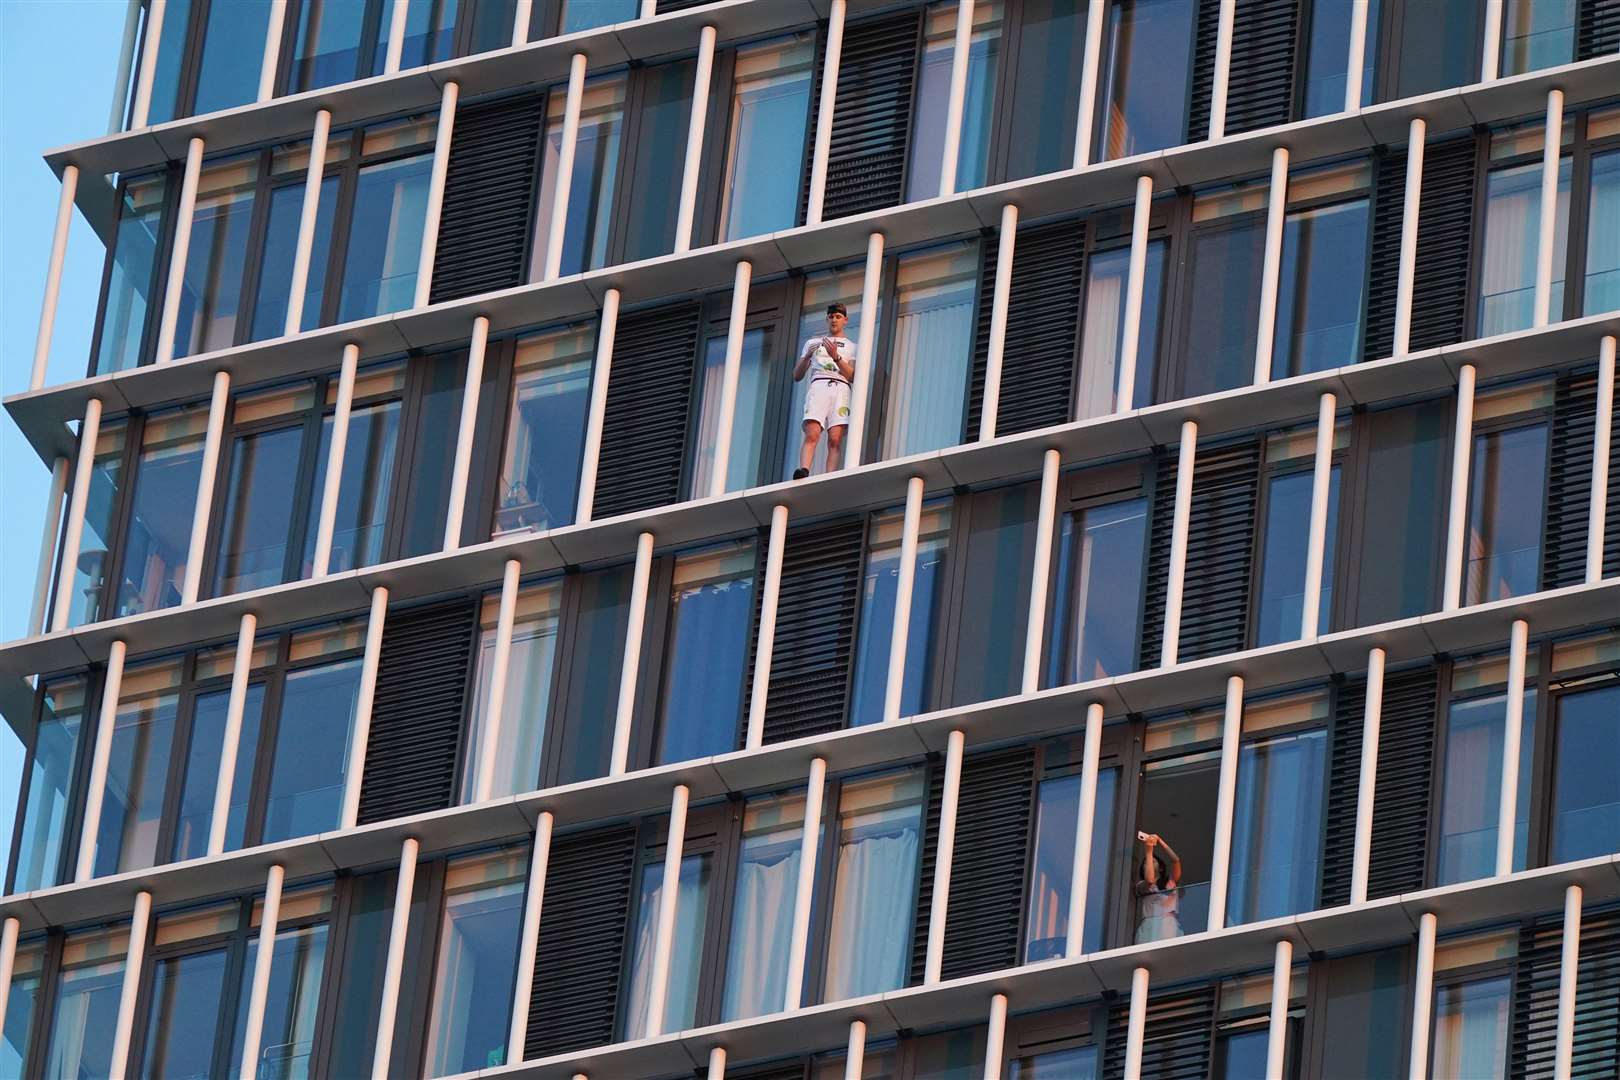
[3,672,101,897]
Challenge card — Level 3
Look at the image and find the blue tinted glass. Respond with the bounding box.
[1097,0,1194,159]
[535,77,623,277]
[1465,424,1548,605]
[45,957,122,1076]
[301,402,401,574]
[1048,499,1147,686]
[215,425,307,596]
[1585,151,1619,315]
[623,854,711,1038]
[173,684,266,860]
[720,38,813,241]
[1432,976,1511,1078]
[1393,0,1483,98]
[1006,0,1084,180]
[1256,467,1339,645]
[559,0,637,31]
[1321,948,1408,1078]
[907,2,1002,201]
[1353,402,1447,626]
[1227,728,1327,923]
[338,155,433,322]
[823,771,924,1000]
[399,358,465,557]
[292,0,369,92]
[1437,691,1536,884]
[1078,241,1167,414]
[194,0,274,115]
[469,0,519,52]
[1502,0,1576,75]
[1477,159,1571,337]
[555,567,631,783]
[321,872,397,1078]
[721,795,803,1020]
[657,544,755,764]
[142,949,230,1078]
[116,412,206,619]
[252,177,338,340]
[1,970,38,1076]
[145,0,195,125]
[1302,0,1379,117]
[373,0,460,74]
[1274,199,1369,378]
[951,484,1037,704]
[1009,1044,1098,1079]
[1024,767,1118,961]
[11,685,83,892]
[173,158,260,359]
[849,506,951,725]
[1552,684,1620,863]
[230,923,329,1078]
[96,176,168,375]
[495,331,594,533]
[422,865,525,1073]
[94,691,179,876]
[261,659,363,843]
[1215,1029,1271,1080]
[1183,216,1266,397]
[622,61,694,262]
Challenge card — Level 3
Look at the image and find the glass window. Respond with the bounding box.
[1135,743,1220,940]
[467,0,520,53]
[115,407,208,618]
[1003,0,1087,181]
[94,661,181,877]
[193,0,275,115]
[213,384,316,597]
[322,870,413,1079]
[495,325,594,533]
[1465,423,1548,604]
[1352,402,1448,626]
[788,267,879,479]
[11,678,85,892]
[622,61,695,262]
[532,76,624,280]
[558,0,637,32]
[823,769,924,1001]
[951,485,1036,705]
[1437,690,1536,884]
[880,242,979,460]
[1583,149,1619,315]
[261,657,363,843]
[1,943,43,1075]
[96,175,168,375]
[1302,0,1379,117]
[373,0,460,75]
[1477,157,1571,337]
[1096,0,1195,161]
[251,170,338,340]
[722,793,805,1020]
[850,503,951,725]
[719,35,813,241]
[67,419,128,627]
[462,582,561,801]
[1009,1044,1099,1078]
[1183,195,1268,397]
[1048,497,1148,685]
[173,684,266,860]
[337,153,434,323]
[624,852,712,1039]
[1392,0,1483,99]
[1078,241,1165,416]
[290,0,371,92]
[691,324,773,497]
[1226,724,1327,924]
[1318,949,1408,1079]
[144,0,195,126]
[143,911,237,1078]
[908,1,1003,201]
[657,542,756,764]
[1273,195,1370,379]
[1024,764,1118,960]
[1550,683,1620,863]
[301,399,401,575]
[174,156,259,359]
[43,928,128,1078]
[396,354,468,558]
[554,566,632,783]
[912,1027,988,1080]
[1502,0,1576,75]
[422,849,526,1075]
[1431,976,1511,1078]
[1255,431,1340,645]
[230,888,332,1079]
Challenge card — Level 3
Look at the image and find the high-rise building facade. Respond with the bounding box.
[2,0,1619,1076]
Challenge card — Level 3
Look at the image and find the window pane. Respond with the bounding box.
[658,542,756,764]
[1182,215,1266,397]
[44,954,124,1077]
[823,770,924,1001]
[374,0,460,74]
[1438,691,1536,884]
[1077,242,1165,416]
[1583,150,1620,316]
[1551,683,1620,863]
[880,242,979,459]
[291,0,369,91]
[1,950,41,1075]
[908,1,1003,202]
[252,177,338,340]
[321,872,403,1078]
[422,851,526,1075]
[115,408,207,617]
[1226,729,1327,923]
[554,567,632,783]
[174,157,259,358]
[193,0,274,115]
[1432,976,1511,1079]
[624,853,712,1039]
[532,76,624,279]
[399,356,469,557]
[468,0,520,52]
[720,35,813,241]
[622,61,695,262]
[301,400,401,575]
[495,326,594,533]
[788,268,880,479]
[1135,748,1220,940]
[1009,1045,1099,1078]
[214,424,307,596]
[144,0,194,125]
[1319,949,1408,1078]
[1353,402,1448,626]
[96,176,168,375]
[1005,0,1085,181]
[261,658,362,843]
[912,1027,988,1080]
[462,583,561,801]
[142,948,229,1078]
[1273,199,1369,378]
[722,794,805,1020]
[1097,0,1195,160]
[68,420,128,626]
[559,0,637,32]
[337,154,434,322]
[94,686,179,876]
[1255,468,1339,646]
[1024,766,1118,961]
[1048,498,1148,685]
[849,504,951,725]
[1465,423,1548,604]
[230,921,329,1079]
[1393,0,1482,98]
[12,680,85,892]
[691,326,774,497]
[1302,0,1379,116]
[951,484,1036,704]
[173,684,265,860]
[1502,0,1576,75]
[1477,158,1571,337]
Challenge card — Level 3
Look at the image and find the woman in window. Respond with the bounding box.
[1134,831,1184,943]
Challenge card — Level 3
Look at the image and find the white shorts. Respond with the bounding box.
[803,379,852,429]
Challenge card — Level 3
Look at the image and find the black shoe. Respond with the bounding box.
[792,467,810,480]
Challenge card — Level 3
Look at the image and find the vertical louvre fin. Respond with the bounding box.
[1545,367,1620,586]
[939,748,1037,978]
[1221,0,1301,134]
[1511,904,1620,1078]
[1139,452,1178,668]
[1186,0,1224,141]
[1577,0,1620,58]
[356,598,476,825]
[1103,984,1217,1080]
[1365,663,1438,899]
[1175,440,1262,662]
[430,92,547,305]
[1320,675,1367,907]
[1363,147,1407,361]
[761,517,867,745]
[526,824,638,1058]
[908,759,947,986]
[593,301,702,518]
[1409,136,1478,352]
[822,11,923,220]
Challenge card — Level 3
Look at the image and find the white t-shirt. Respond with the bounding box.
[799,335,856,384]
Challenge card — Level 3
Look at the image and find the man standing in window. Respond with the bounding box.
[792,303,856,479]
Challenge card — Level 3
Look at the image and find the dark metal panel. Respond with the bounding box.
[1102,983,1216,1080]
[821,10,924,220]
[593,300,703,519]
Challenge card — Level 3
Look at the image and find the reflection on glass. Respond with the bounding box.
[880,242,979,459]
[624,853,711,1039]
[908,1,1003,201]
[823,770,924,1001]
[1502,0,1576,75]
[1078,242,1165,415]
[788,268,877,478]
[691,328,773,497]
[143,948,229,1078]
[1009,1045,1099,1078]
[468,0,521,53]
[11,679,84,892]
[1438,691,1536,884]
[658,542,756,764]
[1319,949,1407,1078]
[44,929,128,1078]
[1432,976,1511,1078]
[1048,499,1147,685]
[1393,0,1483,99]
[193,0,274,115]
[559,0,638,32]
[291,0,370,92]
[720,36,813,241]
[849,504,951,725]
[252,177,338,340]
[96,176,168,374]
[302,401,402,575]
[911,1027,988,1080]
[1273,199,1369,378]
[533,77,624,279]
[175,157,259,359]
[215,424,307,596]
[1256,468,1339,645]
[462,583,560,800]
[555,567,632,783]
[95,678,179,876]
[231,917,329,1078]
[1352,402,1448,626]
[1004,0,1086,180]
[1226,729,1326,924]
[399,356,467,557]
[951,484,1036,705]
[373,0,460,74]
[1465,424,1548,604]
[1,945,41,1075]
[69,420,128,626]
[422,850,525,1075]
[1024,767,1118,960]
[1478,158,1571,336]
[1550,684,1620,863]
[320,871,399,1079]
[1097,0,1195,160]
[1585,150,1619,315]
[722,794,804,1020]
[338,154,434,322]
[145,0,195,126]
[261,659,363,843]
[622,61,695,262]
[1183,215,1266,397]
[495,326,594,532]
[1302,0,1379,117]
[115,408,207,617]
[173,684,266,860]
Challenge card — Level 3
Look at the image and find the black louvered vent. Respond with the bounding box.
[1225,0,1301,134]
[1545,368,1620,587]
[1578,0,1620,57]
[430,92,546,305]
[1363,148,1407,361]
[1186,0,1223,140]
[1366,664,1438,898]
[908,760,947,986]
[1139,441,1261,667]
[1139,454,1177,667]
[1103,984,1217,1080]
[593,301,701,519]
[939,748,1036,979]
[1511,904,1620,1078]
[526,824,638,1059]
[726,1062,810,1080]
[356,599,475,826]
[1320,675,1367,907]
[966,219,1086,439]
[657,0,713,10]
[1386,136,1478,353]
[821,11,922,219]
[758,518,867,745]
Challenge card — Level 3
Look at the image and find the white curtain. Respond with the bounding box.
[720,851,798,1020]
[822,829,920,1001]
[1076,270,1124,419]
[882,298,972,459]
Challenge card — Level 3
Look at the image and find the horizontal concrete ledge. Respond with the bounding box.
[462,857,1620,1080]
[2,577,1613,935]
[11,54,1617,465]
[5,309,1616,680]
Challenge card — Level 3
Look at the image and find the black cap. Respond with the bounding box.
[826,302,848,318]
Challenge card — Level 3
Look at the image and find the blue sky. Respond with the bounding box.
[1,1,130,882]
